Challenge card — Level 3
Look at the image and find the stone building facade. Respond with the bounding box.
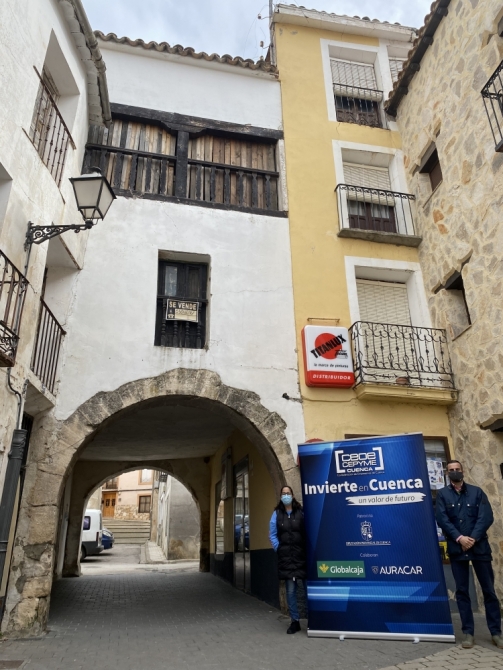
[386,0,503,592]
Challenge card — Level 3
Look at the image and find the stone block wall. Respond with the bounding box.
[114,505,150,521]
[393,0,503,591]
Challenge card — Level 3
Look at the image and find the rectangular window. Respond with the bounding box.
[138,495,151,514]
[83,516,91,530]
[331,58,383,128]
[139,469,152,484]
[389,58,406,83]
[29,69,74,185]
[343,163,396,233]
[419,147,443,191]
[155,260,208,349]
[356,279,411,326]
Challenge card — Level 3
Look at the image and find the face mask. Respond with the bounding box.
[448,470,463,483]
[281,494,293,505]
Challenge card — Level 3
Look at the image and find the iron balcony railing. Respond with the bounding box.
[348,321,455,389]
[334,83,384,128]
[482,59,503,152]
[29,69,75,185]
[31,299,65,394]
[335,184,416,236]
[0,250,29,367]
[104,478,119,490]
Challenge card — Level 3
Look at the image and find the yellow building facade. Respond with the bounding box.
[272,6,456,460]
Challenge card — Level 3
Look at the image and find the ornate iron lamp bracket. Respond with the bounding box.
[25,220,95,250]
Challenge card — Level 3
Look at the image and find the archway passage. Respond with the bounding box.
[3,370,299,636]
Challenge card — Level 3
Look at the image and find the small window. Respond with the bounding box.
[139,469,152,484]
[155,260,208,349]
[83,516,91,530]
[436,269,471,338]
[331,58,383,128]
[138,495,151,514]
[389,58,406,84]
[419,147,443,191]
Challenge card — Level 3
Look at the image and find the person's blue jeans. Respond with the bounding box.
[285,578,305,622]
[450,560,501,635]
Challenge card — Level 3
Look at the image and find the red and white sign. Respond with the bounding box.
[302,325,355,388]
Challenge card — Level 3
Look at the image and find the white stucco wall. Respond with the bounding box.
[52,44,304,455]
[0,0,97,486]
[100,43,283,131]
[55,197,305,452]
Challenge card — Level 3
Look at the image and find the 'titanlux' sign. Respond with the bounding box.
[302,325,355,387]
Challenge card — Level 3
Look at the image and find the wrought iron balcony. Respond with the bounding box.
[104,478,119,490]
[335,184,419,245]
[0,250,29,367]
[31,299,65,394]
[482,60,503,152]
[334,83,384,128]
[29,69,75,186]
[349,321,455,390]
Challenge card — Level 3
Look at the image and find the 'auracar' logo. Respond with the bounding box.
[317,561,366,578]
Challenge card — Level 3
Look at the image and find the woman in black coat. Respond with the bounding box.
[269,485,307,634]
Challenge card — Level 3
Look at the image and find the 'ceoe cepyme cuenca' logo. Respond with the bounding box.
[334,446,384,476]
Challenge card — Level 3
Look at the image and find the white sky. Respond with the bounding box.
[82,1,432,62]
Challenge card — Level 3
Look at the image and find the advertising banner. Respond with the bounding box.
[302,326,355,388]
[298,433,454,641]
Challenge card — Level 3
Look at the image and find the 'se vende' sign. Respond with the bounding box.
[302,325,355,388]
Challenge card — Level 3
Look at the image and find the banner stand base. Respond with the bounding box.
[307,630,455,643]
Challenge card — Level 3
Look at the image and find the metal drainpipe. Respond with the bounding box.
[0,373,28,620]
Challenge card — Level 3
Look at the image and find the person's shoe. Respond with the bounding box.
[492,634,503,648]
[461,633,474,648]
[287,620,301,634]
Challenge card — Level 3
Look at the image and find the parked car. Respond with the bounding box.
[101,527,114,550]
[81,509,104,561]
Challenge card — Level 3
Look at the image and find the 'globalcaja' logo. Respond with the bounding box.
[334,446,384,476]
[317,561,366,578]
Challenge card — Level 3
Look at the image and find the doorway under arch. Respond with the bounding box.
[3,369,299,637]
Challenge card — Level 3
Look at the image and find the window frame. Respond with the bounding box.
[138,495,152,514]
[155,259,209,350]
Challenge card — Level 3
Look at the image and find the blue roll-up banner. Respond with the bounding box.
[298,433,454,642]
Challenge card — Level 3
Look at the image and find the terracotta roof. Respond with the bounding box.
[385,0,451,116]
[275,3,417,30]
[95,31,278,74]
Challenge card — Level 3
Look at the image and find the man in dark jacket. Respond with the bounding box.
[436,460,502,649]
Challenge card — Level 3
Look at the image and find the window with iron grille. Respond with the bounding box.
[29,69,75,185]
[138,495,151,514]
[331,58,383,128]
[155,260,208,349]
[389,58,406,84]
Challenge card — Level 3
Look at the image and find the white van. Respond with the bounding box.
[81,509,104,561]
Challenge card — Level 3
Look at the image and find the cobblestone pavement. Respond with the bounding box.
[0,547,502,670]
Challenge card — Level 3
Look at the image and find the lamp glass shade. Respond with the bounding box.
[70,171,116,221]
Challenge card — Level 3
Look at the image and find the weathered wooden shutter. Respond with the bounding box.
[356,280,411,325]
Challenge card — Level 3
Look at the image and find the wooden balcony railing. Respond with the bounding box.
[349,321,455,390]
[31,300,65,394]
[29,69,75,186]
[84,119,280,213]
[0,250,29,367]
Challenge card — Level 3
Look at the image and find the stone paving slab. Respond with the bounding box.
[0,570,457,670]
[379,643,503,670]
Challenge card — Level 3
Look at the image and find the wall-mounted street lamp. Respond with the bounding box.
[25,168,116,249]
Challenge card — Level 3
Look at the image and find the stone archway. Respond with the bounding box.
[3,369,298,636]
